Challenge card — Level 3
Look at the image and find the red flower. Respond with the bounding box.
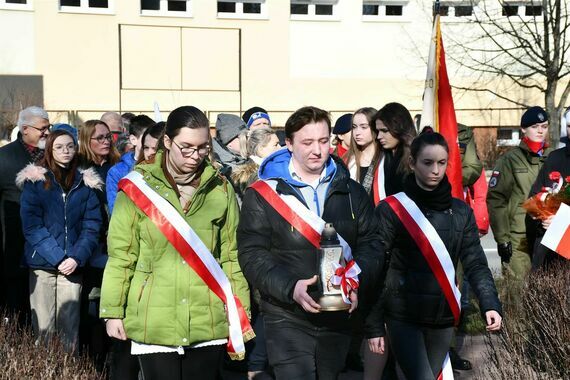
[549,171,561,181]
[566,176,570,183]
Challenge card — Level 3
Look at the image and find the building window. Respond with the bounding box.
[141,0,191,17]
[362,1,408,18]
[217,1,266,19]
[59,0,113,14]
[525,5,542,16]
[435,1,474,18]
[1,0,33,10]
[290,0,338,19]
[502,2,543,17]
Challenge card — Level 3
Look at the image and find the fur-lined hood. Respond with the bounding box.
[16,164,103,191]
[231,160,259,188]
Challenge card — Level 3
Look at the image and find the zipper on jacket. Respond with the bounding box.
[138,276,150,302]
[62,180,82,257]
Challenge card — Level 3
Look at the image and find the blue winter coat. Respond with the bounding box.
[17,164,103,270]
[106,151,135,215]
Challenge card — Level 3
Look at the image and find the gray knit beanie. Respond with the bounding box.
[216,114,247,146]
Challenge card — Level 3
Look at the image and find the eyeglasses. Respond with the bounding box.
[171,140,210,157]
[25,124,52,134]
[53,144,76,152]
[90,133,113,143]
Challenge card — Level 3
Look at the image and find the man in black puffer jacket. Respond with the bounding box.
[237,106,383,380]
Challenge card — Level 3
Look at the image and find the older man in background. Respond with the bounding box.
[0,106,50,322]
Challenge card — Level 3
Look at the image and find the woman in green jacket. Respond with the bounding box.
[100,106,250,380]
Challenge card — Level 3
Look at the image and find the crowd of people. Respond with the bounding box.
[0,102,567,380]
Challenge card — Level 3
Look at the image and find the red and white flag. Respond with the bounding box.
[541,203,570,259]
[420,15,463,200]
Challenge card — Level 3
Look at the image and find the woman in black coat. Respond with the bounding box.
[365,131,502,380]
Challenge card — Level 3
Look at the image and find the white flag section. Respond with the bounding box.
[420,17,438,131]
[541,203,570,259]
[153,101,163,122]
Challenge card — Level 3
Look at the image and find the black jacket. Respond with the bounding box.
[0,140,36,273]
[365,194,501,337]
[237,153,383,325]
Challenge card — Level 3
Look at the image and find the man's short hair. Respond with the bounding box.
[129,115,155,137]
[17,106,49,130]
[285,106,331,140]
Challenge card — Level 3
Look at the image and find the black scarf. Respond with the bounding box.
[404,173,452,211]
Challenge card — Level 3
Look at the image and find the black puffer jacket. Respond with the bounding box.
[237,151,383,323]
[365,177,502,337]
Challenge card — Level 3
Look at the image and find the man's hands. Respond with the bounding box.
[497,242,512,263]
[58,258,78,276]
[292,275,359,313]
[293,276,321,313]
[485,310,502,331]
[106,319,127,340]
[542,215,554,230]
[367,337,385,355]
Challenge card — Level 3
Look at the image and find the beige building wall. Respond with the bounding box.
[0,0,549,128]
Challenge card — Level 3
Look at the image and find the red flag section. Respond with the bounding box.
[421,16,464,200]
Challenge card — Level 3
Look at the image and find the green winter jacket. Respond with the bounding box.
[487,142,550,245]
[100,151,250,349]
[458,124,483,187]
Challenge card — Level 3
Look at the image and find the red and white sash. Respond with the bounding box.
[118,171,253,360]
[385,192,460,380]
[372,156,386,206]
[250,180,361,303]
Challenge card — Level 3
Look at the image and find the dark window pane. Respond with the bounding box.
[455,5,472,17]
[386,5,403,16]
[502,5,518,16]
[89,0,108,8]
[168,0,186,11]
[291,4,308,14]
[61,0,81,6]
[218,1,236,12]
[362,5,378,15]
[141,0,160,10]
[315,4,333,15]
[525,5,542,16]
[438,5,449,16]
[7,0,27,4]
[243,3,261,14]
[497,129,513,140]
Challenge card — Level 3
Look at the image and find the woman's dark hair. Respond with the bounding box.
[137,122,166,162]
[373,102,417,173]
[165,106,209,139]
[410,129,449,162]
[41,129,78,191]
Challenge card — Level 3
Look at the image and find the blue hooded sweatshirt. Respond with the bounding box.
[258,148,336,216]
[106,151,136,214]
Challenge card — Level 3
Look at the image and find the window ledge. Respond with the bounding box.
[290,14,340,22]
[0,3,33,11]
[140,10,193,18]
[217,12,268,20]
[362,15,411,23]
[58,6,115,15]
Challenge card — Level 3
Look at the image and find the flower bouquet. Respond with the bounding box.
[523,171,570,220]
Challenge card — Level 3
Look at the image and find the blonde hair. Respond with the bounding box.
[78,120,120,166]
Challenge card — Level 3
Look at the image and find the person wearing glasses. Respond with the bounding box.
[0,106,51,324]
[100,106,250,380]
[17,129,102,352]
[77,120,121,371]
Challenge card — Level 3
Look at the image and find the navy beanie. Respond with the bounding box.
[521,106,548,128]
[333,113,353,135]
[242,107,270,128]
